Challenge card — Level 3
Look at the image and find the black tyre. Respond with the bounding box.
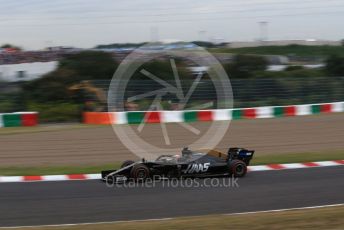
[130,164,150,180]
[121,160,135,168]
[230,160,247,177]
[105,175,114,184]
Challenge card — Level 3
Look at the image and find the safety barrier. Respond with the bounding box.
[83,102,344,125]
[0,112,38,128]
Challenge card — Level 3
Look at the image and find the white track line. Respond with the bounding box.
[224,203,344,216]
[1,204,343,229]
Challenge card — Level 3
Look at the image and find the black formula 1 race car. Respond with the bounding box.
[102,147,255,183]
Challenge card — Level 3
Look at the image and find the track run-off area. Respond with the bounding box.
[0,113,343,167]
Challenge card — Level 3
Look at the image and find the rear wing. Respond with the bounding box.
[228,148,255,165]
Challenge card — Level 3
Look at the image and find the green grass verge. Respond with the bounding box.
[0,124,107,135]
[9,205,344,230]
[0,163,120,176]
[0,151,343,176]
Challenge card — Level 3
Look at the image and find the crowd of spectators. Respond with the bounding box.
[0,48,129,65]
[0,44,210,65]
[0,49,64,65]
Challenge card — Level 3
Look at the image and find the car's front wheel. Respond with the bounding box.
[130,164,150,180]
[230,160,247,177]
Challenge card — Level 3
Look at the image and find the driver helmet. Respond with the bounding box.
[182,147,192,156]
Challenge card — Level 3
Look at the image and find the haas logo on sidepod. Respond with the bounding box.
[183,163,210,174]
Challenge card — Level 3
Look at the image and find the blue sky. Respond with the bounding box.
[0,0,343,49]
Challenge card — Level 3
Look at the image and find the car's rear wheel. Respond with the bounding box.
[121,160,135,168]
[130,164,150,180]
[230,160,247,177]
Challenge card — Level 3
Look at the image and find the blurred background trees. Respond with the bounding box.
[326,55,344,76]
[1,44,343,122]
[22,51,118,102]
[224,54,268,78]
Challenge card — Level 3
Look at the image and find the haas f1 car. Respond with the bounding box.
[102,147,255,183]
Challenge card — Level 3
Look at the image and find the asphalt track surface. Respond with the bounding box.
[1,166,343,227]
[0,113,343,167]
